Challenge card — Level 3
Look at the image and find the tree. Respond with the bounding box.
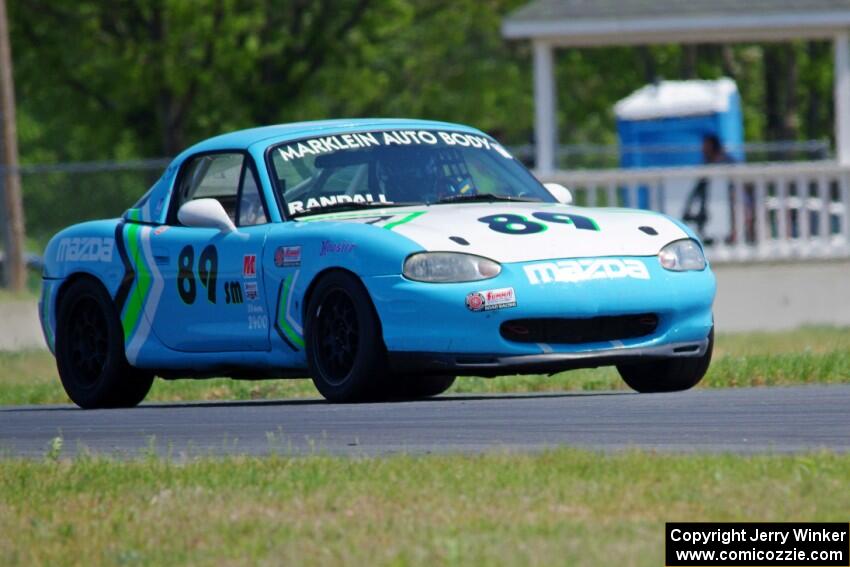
[0,0,25,290]
[11,0,387,158]
[8,0,843,168]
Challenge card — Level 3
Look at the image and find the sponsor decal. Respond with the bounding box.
[243,254,257,278]
[320,240,357,256]
[276,130,512,163]
[224,281,244,305]
[466,293,484,311]
[248,300,268,328]
[466,287,517,312]
[275,245,301,267]
[479,211,599,235]
[278,130,515,216]
[248,314,268,330]
[245,281,259,301]
[524,259,650,285]
[56,237,114,263]
[153,225,170,235]
[287,193,389,216]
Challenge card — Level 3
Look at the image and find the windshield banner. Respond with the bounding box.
[276,130,514,162]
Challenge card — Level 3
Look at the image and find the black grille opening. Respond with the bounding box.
[500,314,659,344]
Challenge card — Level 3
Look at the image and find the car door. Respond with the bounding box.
[148,152,272,352]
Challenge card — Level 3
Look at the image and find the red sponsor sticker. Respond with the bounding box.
[466,287,516,312]
[243,254,257,278]
[485,288,514,302]
[275,246,301,267]
[465,292,485,312]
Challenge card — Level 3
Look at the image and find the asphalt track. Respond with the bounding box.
[2,385,849,458]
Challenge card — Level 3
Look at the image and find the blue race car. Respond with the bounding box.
[40,119,715,408]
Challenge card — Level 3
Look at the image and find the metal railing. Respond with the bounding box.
[10,157,850,264]
[510,140,832,169]
[541,161,850,263]
[11,158,168,250]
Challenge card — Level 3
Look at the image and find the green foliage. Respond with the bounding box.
[16,1,834,161]
[8,2,840,240]
[11,0,532,163]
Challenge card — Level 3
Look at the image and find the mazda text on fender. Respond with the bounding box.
[40,119,716,407]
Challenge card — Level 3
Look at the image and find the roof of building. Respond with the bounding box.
[614,78,738,121]
[503,0,850,45]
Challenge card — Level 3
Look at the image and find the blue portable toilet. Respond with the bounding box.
[614,78,744,207]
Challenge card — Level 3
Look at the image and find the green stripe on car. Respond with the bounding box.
[121,223,152,343]
[278,275,305,349]
[383,211,426,230]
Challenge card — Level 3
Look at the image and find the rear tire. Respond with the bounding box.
[305,271,389,402]
[55,278,154,409]
[616,329,713,393]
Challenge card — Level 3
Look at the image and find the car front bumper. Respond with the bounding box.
[363,256,715,376]
[386,338,710,376]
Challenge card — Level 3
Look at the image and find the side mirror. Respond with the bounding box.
[177,199,236,233]
[544,183,573,205]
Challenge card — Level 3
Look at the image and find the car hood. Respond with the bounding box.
[303,202,690,263]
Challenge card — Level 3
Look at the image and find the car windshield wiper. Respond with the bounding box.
[433,194,541,205]
[289,201,417,219]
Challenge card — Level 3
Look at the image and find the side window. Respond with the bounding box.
[238,168,268,226]
[173,153,244,224]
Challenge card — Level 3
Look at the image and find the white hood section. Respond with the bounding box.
[313,203,689,263]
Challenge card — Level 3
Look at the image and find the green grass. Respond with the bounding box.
[1,327,849,406]
[0,449,848,566]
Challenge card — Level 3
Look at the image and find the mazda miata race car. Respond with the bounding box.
[40,119,715,408]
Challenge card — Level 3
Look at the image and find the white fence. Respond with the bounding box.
[542,161,850,263]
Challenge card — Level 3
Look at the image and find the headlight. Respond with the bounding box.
[403,252,501,283]
[658,239,706,271]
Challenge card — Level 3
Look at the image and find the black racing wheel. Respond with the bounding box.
[305,271,389,402]
[616,328,714,393]
[55,278,154,409]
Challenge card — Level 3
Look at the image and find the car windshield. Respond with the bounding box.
[268,129,555,218]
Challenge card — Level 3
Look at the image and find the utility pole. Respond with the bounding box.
[0,0,25,291]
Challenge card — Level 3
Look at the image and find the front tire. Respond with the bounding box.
[55,278,154,408]
[390,375,456,400]
[305,271,389,402]
[616,329,714,393]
